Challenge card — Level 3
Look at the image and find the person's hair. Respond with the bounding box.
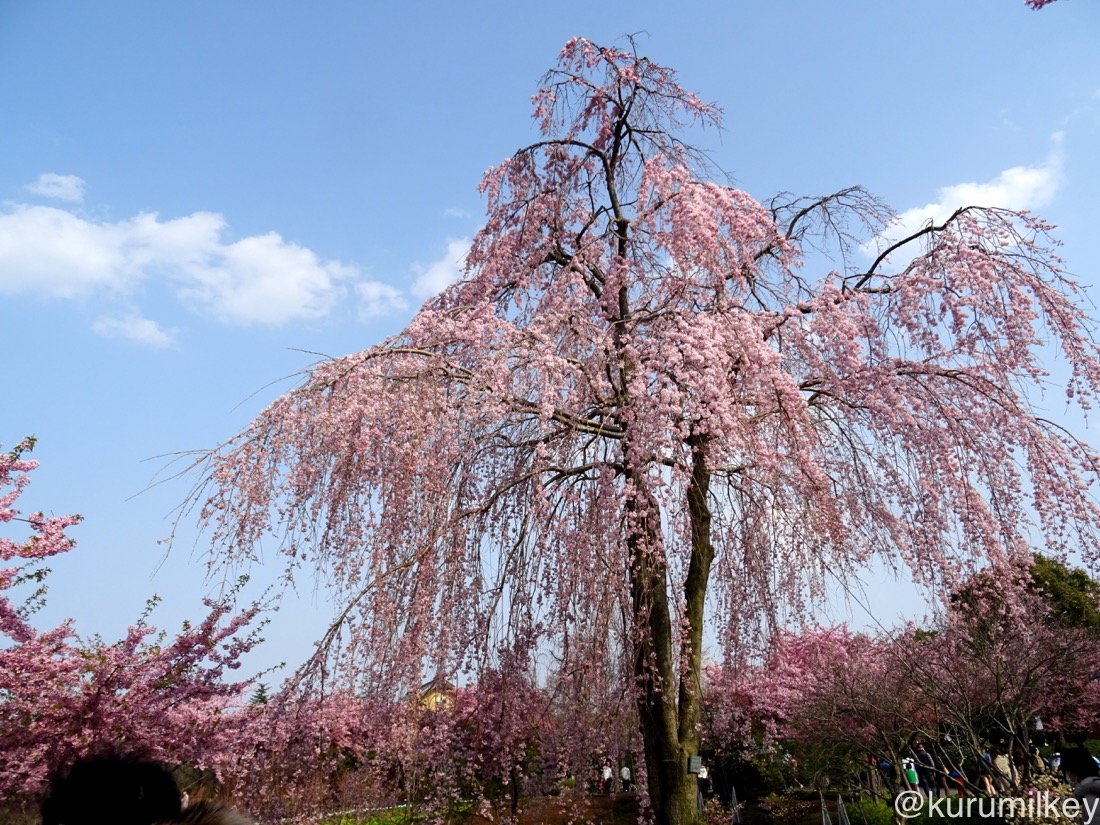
[1062,747,1100,780]
[40,752,182,825]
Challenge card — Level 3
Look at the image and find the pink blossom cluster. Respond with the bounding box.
[0,440,265,807]
[703,562,1100,783]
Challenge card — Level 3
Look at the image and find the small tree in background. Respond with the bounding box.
[249,682,270,705]
[1027,554,1100,633]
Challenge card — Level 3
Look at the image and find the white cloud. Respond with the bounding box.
[412,238,470,299]
[870,135,1065,252]
[0,203,359,325]
[174,230,355,325]
[25,173,86,203]
[356,280,408,319]
[92,314,177,348]
[443,207,471,219]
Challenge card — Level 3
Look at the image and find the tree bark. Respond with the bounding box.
[623,440,713,825]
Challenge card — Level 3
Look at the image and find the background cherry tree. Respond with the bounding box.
[712,627,924,789]
[0,439,266,810]
[190,37,1100,824]
[706,557,1100,799]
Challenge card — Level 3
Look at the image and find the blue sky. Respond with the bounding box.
[2,0,1098,677]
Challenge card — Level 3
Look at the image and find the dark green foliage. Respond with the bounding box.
[844,797,895,825]
[1029,555,1100,632]
[249,682,269,705]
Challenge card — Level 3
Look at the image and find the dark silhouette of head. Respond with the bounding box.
[1062,747,1100,783]
[40,752,182,825]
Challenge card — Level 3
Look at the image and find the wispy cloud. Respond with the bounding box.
[25,173,86,203]
[870,134,1065,252]
[356,281,408,319]
[171,228,357,325]
[412,238,470,299]
[92,314,177,348]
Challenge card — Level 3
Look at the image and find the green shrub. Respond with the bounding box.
[322,807,422,825]
[845,797,895,825]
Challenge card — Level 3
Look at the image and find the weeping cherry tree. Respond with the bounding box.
[191,38,1100,824]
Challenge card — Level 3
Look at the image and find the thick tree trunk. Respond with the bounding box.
[624,440,713,825]
[629,559,702,825]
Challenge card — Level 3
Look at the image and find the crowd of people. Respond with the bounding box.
[892,738,1100,824]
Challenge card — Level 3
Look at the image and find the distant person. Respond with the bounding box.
[976,750,996,796]
[1013,745,1030,782]
[620,764,632,792]
[903,757,919,790]
[697,763,710,798]
[877,757,896,786]
[948,769,966,798]
[1062,747,1100,825]
[1031,746,1046,774]
[914,744,941,799]
[602,763,613,793]
[990,743,1013,792]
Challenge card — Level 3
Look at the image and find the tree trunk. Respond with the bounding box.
[626,474,692,824]
[509,763,520,816]
[624,440,713,825]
